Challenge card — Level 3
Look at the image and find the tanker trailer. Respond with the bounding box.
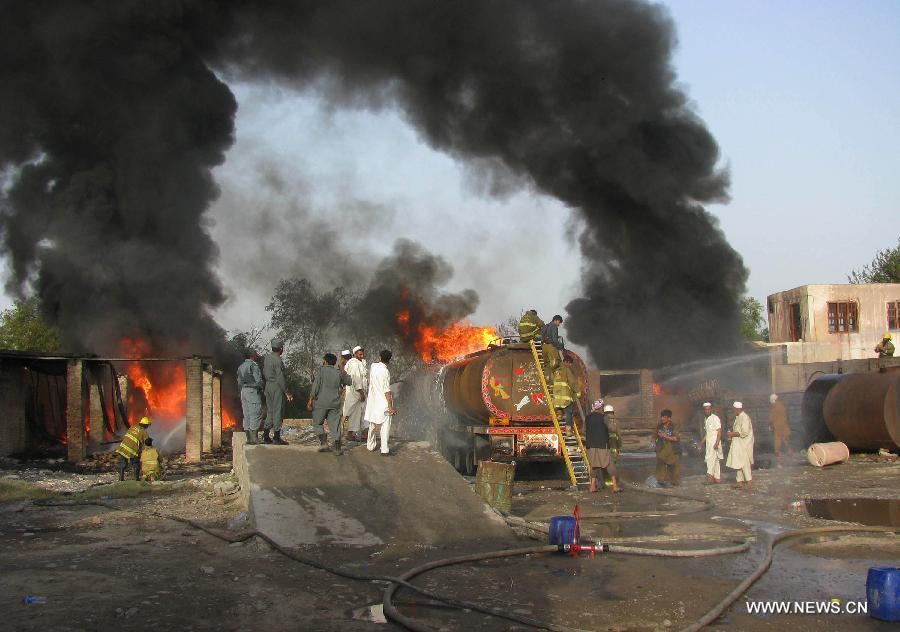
[437,339,591,474]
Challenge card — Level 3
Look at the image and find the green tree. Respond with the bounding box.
[266,279,350,384]
[0,297,61,352]
[848,237,900,283]
[739,296,767,342]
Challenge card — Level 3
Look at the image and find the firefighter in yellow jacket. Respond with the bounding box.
[552,361,581,427]
[115,416,151,481]
[140,437,164,481]
[518,310,544,342]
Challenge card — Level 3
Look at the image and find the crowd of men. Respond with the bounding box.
[651,399,778,490]
[236,339,398,456]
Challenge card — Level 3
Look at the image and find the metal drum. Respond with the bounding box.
[822,372,900,451]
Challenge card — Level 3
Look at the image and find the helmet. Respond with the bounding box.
[603,404,614,413]
[885,332,893,340]
[138,416,152,427]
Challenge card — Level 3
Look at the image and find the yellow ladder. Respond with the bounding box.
[529,340,591,488]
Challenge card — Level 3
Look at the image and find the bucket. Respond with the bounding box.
[806,441,850,467]
[867,566,900,622]
[548,515,579,547]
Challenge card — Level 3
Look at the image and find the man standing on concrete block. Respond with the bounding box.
[364,349,396,456]
[237,349,264,444]
[726,401,755,489]
[262,338,293,445]
[308,353,352,455]
[342,345,368,442]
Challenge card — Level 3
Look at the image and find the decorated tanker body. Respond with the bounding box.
[438,339,590,474]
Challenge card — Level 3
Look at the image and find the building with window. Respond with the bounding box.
[767,283,900,362]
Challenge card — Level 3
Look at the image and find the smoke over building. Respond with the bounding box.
[0,1,745,367]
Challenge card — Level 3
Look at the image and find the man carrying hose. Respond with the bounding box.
[115,416,151,481]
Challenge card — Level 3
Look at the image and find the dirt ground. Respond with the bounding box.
[1,445,898,632]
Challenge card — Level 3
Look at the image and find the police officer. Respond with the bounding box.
[262,338,293,445]
[308,353,353,455]
[237,349,264,444]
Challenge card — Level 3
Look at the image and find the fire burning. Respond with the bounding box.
[119,338,186,426]
[397,310,497,363]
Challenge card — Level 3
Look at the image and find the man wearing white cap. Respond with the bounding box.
[338,349,352,372]
[342,346,368,441]
[726,401,754,489]
[698,402,722,484]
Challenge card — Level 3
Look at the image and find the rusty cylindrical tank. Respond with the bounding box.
[801,373,845,446]
[821,371,900,451]
[441,343,590,423]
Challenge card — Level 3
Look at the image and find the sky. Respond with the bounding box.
[4,1,900,352]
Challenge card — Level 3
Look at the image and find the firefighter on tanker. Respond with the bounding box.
[517,309,544,342]
[552,358,581,428]
[115,416,152,481]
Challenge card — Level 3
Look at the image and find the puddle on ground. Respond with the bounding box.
[805,498,900,527]
[349,603,387,624]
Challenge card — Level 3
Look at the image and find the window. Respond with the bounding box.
[827,302,858,333]
[888,301,900,330]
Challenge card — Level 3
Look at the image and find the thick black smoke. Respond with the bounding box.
[356,238,479,345]
[0,2,234,356]
[1,1,746,369]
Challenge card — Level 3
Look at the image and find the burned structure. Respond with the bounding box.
[0,351,226,463]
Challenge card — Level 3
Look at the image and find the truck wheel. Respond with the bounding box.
[452,447,464,473]
[463,439,477,476]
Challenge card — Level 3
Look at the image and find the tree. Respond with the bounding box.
[849,237,900,283]
[266,279,350,384]
[0,297,61,352]
[496,313,522,338]
[739,296,767,342]
[226,326,268,359]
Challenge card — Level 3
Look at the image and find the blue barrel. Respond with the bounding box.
[548,516,579,547]
[867,567,900,622]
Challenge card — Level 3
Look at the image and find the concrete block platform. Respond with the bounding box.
[232,434,512,561]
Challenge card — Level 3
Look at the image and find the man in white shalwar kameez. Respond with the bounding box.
[342,346,368,441]
[726,401,754,489]
[365,349,396,455]
[699,402,723,483]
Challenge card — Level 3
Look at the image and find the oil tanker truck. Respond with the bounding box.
[436,338,591,474]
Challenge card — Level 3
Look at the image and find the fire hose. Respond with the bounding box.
[30,493,898,631]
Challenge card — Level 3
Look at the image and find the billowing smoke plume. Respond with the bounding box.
[1,1,746,368]
[356,238,479,345]
[0,3,234,356]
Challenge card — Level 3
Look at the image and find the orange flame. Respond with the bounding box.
[120,338,186,425]
[397,310,497,362]
[223,409,236,430]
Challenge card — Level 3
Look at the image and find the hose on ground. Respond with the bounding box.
[29,499,587,631]
[678,525,899,632]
